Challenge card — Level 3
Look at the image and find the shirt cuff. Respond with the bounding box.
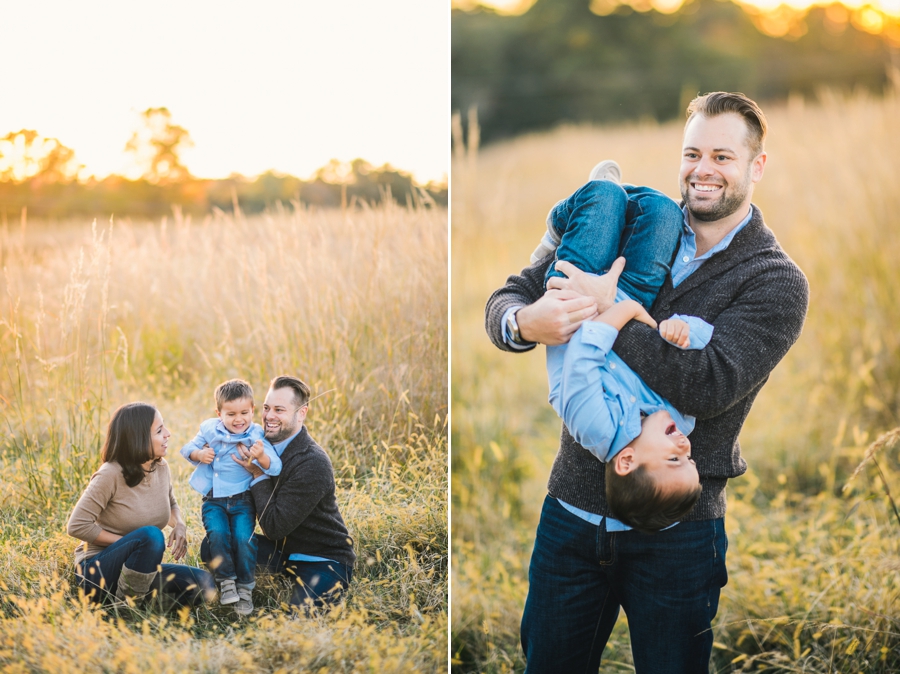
[577,321,619,352]
[669,314,715,349]
[250,474,271,487]
[501,306,532,351]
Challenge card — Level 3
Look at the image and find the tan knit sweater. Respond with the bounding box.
[66,459,177,566]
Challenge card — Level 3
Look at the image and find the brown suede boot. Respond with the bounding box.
[114,565,158,603]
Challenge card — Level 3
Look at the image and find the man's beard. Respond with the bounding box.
[265,413,300,443]
[681,165,752,222]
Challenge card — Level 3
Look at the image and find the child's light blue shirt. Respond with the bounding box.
[180,419,282,498]
[547,315,713,463]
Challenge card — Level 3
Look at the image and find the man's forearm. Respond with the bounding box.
[485,257,552,351]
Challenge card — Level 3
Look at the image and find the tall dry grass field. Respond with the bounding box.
[452,90,900,672]
[0,200,448,672]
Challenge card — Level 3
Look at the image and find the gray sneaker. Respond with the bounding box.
[530,200,565,264]
[234,586,253,616]
[218,579,239,605]
[530,230,560,264]
[588,160,622,183]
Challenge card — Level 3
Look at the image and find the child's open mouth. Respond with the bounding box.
[665,423,678,436]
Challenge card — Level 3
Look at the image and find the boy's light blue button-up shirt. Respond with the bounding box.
[181,419,281,498]
[549,317,711,530]
[547,318,710,464]
[556,206,751,527]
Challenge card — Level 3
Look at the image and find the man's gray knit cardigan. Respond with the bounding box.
[250,426,356,567]
[485,205,809,521]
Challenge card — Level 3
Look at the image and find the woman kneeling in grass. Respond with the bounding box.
[67,402,216,606]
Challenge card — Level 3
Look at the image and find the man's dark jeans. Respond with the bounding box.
[201,491,258,587]
[200,533,352,611]
[76,525,215,606]
[521,495,728,674]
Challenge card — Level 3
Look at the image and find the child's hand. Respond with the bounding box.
[659,318,691,349]
[248,440,271,470]
[248,440,265,460]
[193,446,215,464]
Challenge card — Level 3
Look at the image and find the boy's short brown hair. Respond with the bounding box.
[605,463,703,534]
[214,378,255,410]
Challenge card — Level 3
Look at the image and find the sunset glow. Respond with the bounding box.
[455,0,900,42]
[1,1,449,184]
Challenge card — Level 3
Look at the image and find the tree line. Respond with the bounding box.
[453,0,897,144]
[0,108,446,219]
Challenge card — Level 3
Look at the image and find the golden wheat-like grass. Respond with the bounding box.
[0,200,448,672]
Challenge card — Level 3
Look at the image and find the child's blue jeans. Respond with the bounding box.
[201,491,258,588]
[545,180,683,308]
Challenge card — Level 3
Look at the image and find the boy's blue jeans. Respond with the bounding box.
[75,525,215,606]
[521,496,728,674]
[545,180,683,308]
[201,492,258,588]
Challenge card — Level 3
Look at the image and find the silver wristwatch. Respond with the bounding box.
[506,307,526,345]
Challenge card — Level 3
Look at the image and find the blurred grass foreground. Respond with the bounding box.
[451,88,900,672]
[0,198,448,671]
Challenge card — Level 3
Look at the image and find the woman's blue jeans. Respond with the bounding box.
[200,533,352,611]
[201,492,257,588]
[521,496,728,674]
[75,525,215,606]
[545,181,683,308]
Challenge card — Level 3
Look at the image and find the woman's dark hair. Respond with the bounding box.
[101,402,158,487]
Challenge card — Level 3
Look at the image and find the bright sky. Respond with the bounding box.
[0,1,449,184]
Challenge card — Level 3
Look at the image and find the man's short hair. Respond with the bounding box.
[605,463,703,534]
[685,91,768,157]
[214,378,254,410]
[270,375,311,408]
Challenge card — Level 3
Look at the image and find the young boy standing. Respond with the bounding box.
[181,379,281,615]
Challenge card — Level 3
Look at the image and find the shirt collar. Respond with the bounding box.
[273,426,303,456]
[215,419,252,438]
[681,205,753,260]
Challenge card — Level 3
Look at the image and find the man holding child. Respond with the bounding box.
[202,375,356,613]
[485,92,809,672]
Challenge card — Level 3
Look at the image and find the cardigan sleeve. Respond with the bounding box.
[484,255,554,352]
[251,450,332,541]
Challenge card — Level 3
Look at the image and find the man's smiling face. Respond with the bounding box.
[262,385,308,443]
[679,112,765,224]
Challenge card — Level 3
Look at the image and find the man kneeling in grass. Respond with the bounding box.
[202,375,356,613]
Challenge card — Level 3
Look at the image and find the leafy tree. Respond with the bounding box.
[452,0,893,144]
[125,107,193,183]
[0,129,80,183]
